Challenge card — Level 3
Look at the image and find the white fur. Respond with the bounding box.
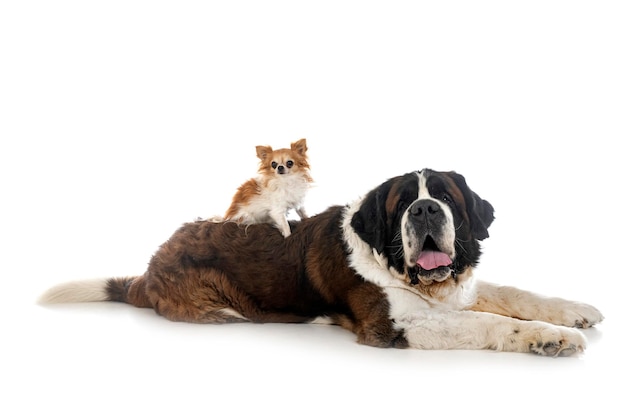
[38,279,109,304]
[230,173,310,237]
[218,308,248,321]
[309,316,335,325]
[397,309,588,355]
[417,171,429,199]
[473,280,605,328]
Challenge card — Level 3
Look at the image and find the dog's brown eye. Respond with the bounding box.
[286,160,294,168]
[271,162,278,169]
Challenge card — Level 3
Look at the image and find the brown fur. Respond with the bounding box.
[108,206,408,347]
[225,181,260,217]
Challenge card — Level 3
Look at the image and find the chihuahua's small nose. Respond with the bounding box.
[277,165,285,174]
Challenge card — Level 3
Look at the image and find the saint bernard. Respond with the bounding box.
[39,169,603,356]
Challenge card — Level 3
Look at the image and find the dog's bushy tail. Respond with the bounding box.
[38,276,153,308]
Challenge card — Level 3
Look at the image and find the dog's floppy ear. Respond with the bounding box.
[350,180,392,254]
[291,138,308,156]
[449,172,495,241]
[256,145,273,160]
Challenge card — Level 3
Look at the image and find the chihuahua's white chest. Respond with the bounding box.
[260,174,310,209]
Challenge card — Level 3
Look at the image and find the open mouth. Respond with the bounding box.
[408,236,454,285]
[415,236,452,270]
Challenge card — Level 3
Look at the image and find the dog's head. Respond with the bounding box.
[256,138,310,177]
[350,169,494,285]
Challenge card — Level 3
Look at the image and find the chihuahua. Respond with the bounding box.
[224,138,313,237]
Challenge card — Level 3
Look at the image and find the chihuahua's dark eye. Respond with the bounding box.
[286,160,294,168]
[271,162,278,169]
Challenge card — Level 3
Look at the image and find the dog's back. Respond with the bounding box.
[39,206,355,325]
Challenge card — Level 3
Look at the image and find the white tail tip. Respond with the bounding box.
[38,279,110,304]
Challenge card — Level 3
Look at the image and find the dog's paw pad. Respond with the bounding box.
[528,328,586,357]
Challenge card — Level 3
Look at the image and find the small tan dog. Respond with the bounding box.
[224,138,313,237]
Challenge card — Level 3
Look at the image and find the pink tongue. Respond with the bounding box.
[416,251,452,270]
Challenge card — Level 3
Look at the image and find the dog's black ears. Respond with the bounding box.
[352,172,495,249]
[449,172,495,241]
[350,180,392,254]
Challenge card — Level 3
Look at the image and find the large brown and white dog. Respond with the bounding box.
[39,169,603,356]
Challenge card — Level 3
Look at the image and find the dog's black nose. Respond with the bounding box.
[410,200,440,217]
[277,165,285,174]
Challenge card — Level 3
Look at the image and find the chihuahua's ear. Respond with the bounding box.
[291,138,308,156]
[256,145,273,160]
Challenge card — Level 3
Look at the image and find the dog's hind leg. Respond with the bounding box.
[144,268,313,324]
[143,270,251,323]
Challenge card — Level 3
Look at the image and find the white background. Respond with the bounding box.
[1,1,624,404]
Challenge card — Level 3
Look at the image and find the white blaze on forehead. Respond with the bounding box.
[417,171,431,199]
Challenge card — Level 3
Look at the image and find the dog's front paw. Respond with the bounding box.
[546,299,604,329]
[523,323,587,357]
